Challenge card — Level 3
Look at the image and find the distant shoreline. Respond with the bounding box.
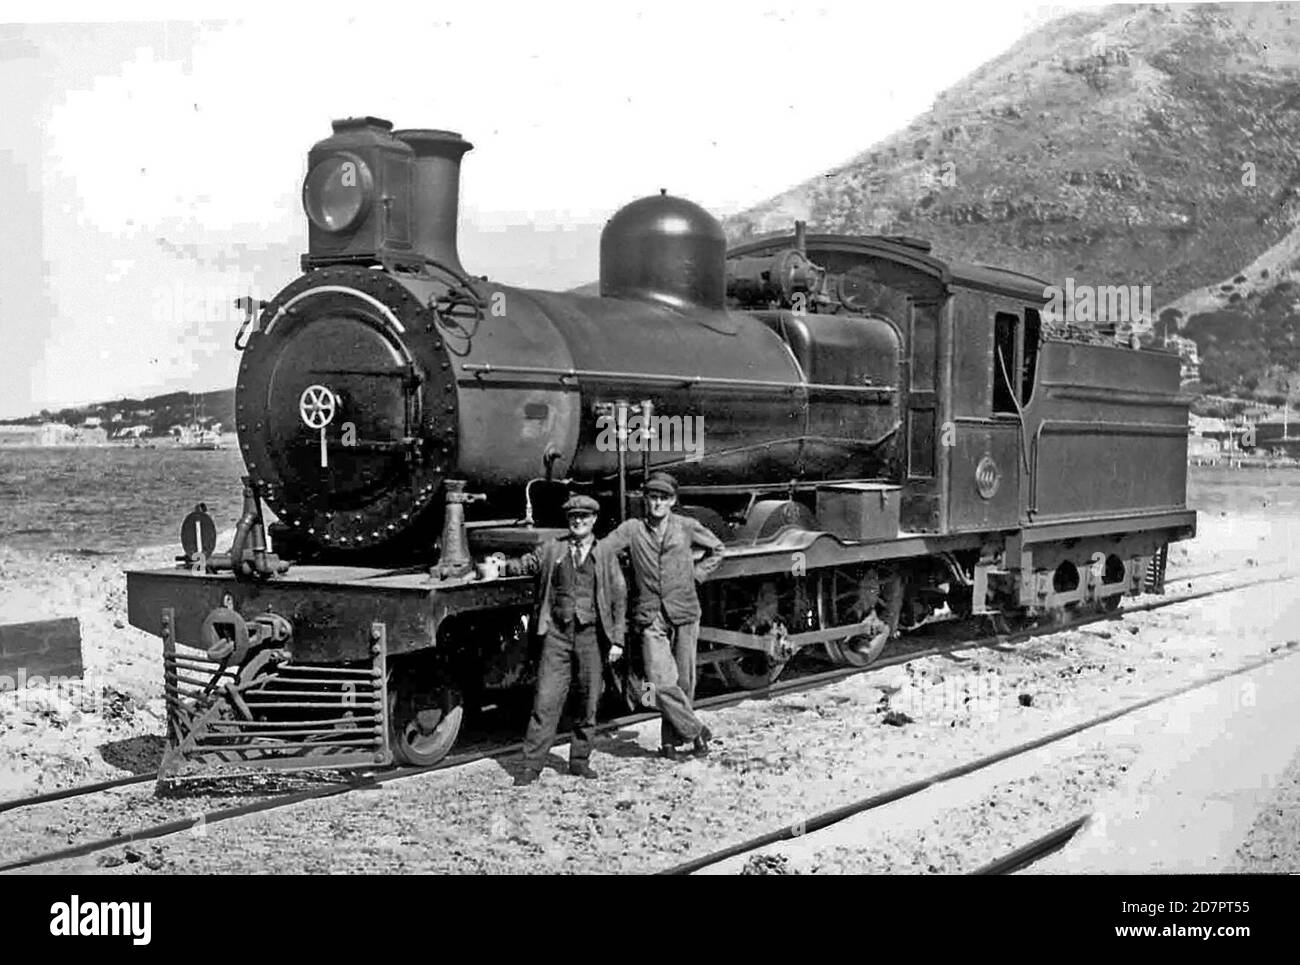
[0,442,124,449]
[1189,457,1300,470]
[0,437,235,451]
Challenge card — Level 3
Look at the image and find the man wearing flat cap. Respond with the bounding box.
[504,494,626,785]
[602,471,724,759]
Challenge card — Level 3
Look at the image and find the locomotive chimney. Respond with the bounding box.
[393,129,473,275]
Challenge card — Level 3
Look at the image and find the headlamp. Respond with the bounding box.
[303,153,374,233]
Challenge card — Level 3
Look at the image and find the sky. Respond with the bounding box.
[0,0,1095,419]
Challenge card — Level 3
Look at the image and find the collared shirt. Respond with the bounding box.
[602,512,724,627]
[569,533,595,566]
[554,538,598,627]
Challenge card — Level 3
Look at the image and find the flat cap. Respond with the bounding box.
[643,471,678,496]
[562,494,600,515]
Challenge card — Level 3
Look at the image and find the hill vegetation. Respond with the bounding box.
[1,389,235,437]
[728,2,1300,402]
[17,5,1300,418]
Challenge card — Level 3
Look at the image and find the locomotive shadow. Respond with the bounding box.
[595,728,672,762]
[95,735,376,798]
[96,735,166,775]
[154,770,371,800]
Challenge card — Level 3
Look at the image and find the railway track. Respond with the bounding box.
[1,564,1294,874]
[0,773,154,815]
[0,559,1254,821]
[970,816,1091,875]
[655,636,1299,875]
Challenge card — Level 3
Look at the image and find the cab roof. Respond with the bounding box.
[727,233,1052,303]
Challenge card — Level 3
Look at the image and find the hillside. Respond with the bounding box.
[1,388,235,438]
[16,5,1300,416]
[1171,279,1300,399]
[728,2,1300,331]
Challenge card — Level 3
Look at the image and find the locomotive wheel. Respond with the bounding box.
[821,568,904,669]
[717,652,788,690]
[389,682,464,767]
[823,630,890,668]
[713,578,791,689]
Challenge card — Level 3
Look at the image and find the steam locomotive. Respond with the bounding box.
[127,116,1196,778]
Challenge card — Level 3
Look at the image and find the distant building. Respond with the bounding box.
[0,423,107,447]
[1188,435,1221,459]
[1188,414,1252,452]
[1254,419,1300,456]
[0,425,44,446]
[1189,414,1231,440]
[1166,334,1200,383]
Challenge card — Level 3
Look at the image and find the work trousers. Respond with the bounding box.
[640,611,703,747]
[522,620,603,770]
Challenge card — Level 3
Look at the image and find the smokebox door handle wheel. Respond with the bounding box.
[299,384,337,429]
[299,384,338,469]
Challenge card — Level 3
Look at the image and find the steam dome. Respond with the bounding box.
[599,193,726,310]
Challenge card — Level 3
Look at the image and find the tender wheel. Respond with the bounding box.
[820,568,903,668]
[945,583,974,621]
[717,651,788,690]
[388,681,464,767]
[986,609,1040,635]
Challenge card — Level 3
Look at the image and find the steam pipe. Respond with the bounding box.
[640,399,654,485]
[228,477,260,577]
[523,476,573,526]
[615,400,630,521]
[224,477,278,579]
[250,512,273,579]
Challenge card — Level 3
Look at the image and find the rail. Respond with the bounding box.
[460,362,896,400]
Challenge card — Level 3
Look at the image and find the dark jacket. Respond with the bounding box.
[601,512,724,627]
[506,538,628,642]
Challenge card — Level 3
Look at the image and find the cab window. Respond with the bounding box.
[1022,308,1041,406]
[993,312,1019,414]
